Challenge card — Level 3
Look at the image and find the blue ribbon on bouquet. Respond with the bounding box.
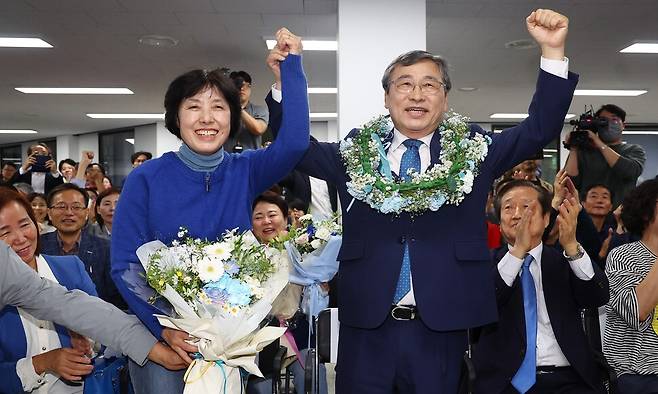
[185,353,248,394]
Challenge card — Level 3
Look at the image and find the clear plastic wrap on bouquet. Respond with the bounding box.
[136,237,290,393]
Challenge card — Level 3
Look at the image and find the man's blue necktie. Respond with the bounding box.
[511,254,537,393]
[393,139,422,303]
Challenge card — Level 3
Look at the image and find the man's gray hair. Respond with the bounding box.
[381,50,452,93]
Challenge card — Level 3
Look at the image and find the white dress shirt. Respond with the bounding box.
[16,255,84,393]
[272,57,570,306]
[497,243,594,367]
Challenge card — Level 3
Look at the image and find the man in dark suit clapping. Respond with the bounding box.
[472,180,609,393]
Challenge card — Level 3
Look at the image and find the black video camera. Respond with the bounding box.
[566,108,608,150]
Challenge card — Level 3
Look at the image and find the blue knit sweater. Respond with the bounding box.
[111,55,309,338]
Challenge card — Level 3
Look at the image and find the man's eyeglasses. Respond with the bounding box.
[391,77,446,96]
[49,203,87,213]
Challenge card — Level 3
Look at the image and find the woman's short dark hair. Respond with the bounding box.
[58,158,76,172]
[164,69,241,140]
[381,50,452,94]
[252,191,288,217]
[0,189,41,256]
[621,179,658,236]
[494,179,552,221]
[95,187,120,226]
[46,183,89,208]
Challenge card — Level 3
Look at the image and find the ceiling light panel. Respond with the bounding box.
[0,38,52,48]
[86,113,164,119]
[620,43,658,53]
[16,88,134,94]
[574,90,647,96]
[265,40,337,51]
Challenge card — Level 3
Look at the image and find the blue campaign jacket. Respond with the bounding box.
[0,255,98,393]
[267,69,579,330]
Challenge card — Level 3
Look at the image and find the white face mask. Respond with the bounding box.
[599,120,622,143]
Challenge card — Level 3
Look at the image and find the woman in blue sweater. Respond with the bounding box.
[0,188,97,393]
[110,29,309,392]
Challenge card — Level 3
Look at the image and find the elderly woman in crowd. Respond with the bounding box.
[110,29,309,393]
[0,188,97,393]
[27,193,55,234]
[88,187,119,239]
[604,179,658,393]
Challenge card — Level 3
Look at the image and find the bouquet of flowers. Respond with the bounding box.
[285,214,341,339]
[136,228,290,394]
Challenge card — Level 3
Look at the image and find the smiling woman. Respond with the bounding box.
[110,28,310,393]
[0,188,98,392]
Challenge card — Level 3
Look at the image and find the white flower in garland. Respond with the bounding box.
[339,111,491,215]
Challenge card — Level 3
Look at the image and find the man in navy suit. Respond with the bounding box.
[472,179,608,393]
[267,9,576,393]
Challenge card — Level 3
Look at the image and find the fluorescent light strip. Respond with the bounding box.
[308,87,337,94]
[265,39,337,51]
[125,138,135,145]
[623,131,658,135]
[490,113,575,119]
[87,113,164,119]
[543,154,554,158]
[543,148,558,153]
[0,129,38,134]
[0,37,52,48]
[16,87,134,94]
[574,89,647,97]
[310,113,337,119]
[620,43,658,54]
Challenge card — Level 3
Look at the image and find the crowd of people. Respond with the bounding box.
[0,8,657,394]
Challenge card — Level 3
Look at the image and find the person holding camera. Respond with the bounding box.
[564,104,646,208]
[224,70,270,153]
[13,143,64,196]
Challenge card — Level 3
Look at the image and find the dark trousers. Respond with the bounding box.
[616,374,658,394]
[500,367,604,394]
[336,314,467,394]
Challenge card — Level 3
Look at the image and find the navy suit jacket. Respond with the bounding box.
[267,70,578,330]
[40,229,127,310]
[471,246,609,393]
[0,255,97,393]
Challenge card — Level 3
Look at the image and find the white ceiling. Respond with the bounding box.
[1,0,657,145]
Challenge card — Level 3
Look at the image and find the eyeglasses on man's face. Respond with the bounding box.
[49,203,87,213]
[391,77,446,96]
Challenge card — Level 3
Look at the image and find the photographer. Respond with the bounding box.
[564,104,646,208]
[224,70,269,153]
[13,143,64,196]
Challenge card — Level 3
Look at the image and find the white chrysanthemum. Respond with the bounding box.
[197,257,224,283]
[462,171,474,194]
[310,239,323,250]
[315,227,331,241]
[203,242,233,261]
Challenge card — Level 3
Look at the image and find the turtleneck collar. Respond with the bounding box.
[175,143,224,172]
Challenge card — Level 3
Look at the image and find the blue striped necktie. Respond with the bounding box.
[393,139,422,303]
[511,254,537,393]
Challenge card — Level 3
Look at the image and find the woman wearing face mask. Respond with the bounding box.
[111,29,309,393]
[0,188,97,393]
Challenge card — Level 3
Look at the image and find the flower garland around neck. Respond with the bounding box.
[339,111,491,215]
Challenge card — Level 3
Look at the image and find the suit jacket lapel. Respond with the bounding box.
[429,129,443,168]
[540,248,564,335]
